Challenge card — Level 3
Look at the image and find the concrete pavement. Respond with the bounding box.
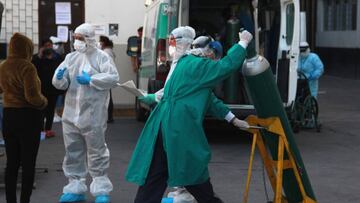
[0,75,359,203]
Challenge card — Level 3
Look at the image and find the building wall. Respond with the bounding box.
[315,0,360,79]
[85,0,145,107]
[0,0,146,106]
[0,0,39,45]
[316,47,360,79]
[316,0,360,48]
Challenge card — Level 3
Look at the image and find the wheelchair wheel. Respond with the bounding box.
[302,96,320,131]
[288,101,301,133]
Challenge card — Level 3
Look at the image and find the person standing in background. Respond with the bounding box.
[129,27,143,73]
[99,35,116,123]
[126,27,252,203]
[50,36,66,57]
[0,33,48,203]
[32,39,64,138]
[53,23,119,203]
[50,36,66,123]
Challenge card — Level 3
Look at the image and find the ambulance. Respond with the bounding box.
[134,0,300,121]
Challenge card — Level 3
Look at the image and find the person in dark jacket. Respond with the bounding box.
[99,36,115,123]
[129,27,142,73]
[0,32,48,203]
[32,39,63,138]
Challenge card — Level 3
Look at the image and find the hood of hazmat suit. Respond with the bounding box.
[170,26,196,61]
[74,23,97,52]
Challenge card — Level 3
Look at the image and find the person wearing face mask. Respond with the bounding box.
[50,36,66,57]
[99,35,115,123]
[126,26,252,203]
[138,26,198,105]
[298,42,324,98]
[163,36,248,203]
[49,36,66,123]
[190,36,246,128]
[32,38,63,138]
[140,34,246,129]
[52,23,119,203]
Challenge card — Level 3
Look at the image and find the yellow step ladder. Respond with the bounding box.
[242,115,316,203]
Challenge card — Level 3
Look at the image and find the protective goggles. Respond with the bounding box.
[168,35,183,46]
[299,46,309,53]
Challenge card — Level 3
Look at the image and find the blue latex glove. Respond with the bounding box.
[76,70,91,85]
[138,94,157,105]
[56,68,67,80]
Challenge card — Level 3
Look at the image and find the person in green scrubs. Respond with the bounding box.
[164,36,250,202]
[126,26,253,203]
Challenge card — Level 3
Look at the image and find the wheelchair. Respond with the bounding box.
[288,72,321,133]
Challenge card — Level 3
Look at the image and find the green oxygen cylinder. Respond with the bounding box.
[242,56,316,202]
[223,18,241,104]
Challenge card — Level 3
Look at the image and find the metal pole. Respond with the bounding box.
[252,0,260,54]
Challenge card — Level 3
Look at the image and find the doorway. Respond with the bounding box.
[38,0,84,54]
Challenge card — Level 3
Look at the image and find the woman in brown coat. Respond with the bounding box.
[0,33,47,203]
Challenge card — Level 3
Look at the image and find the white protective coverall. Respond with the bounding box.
[52,23,119,196]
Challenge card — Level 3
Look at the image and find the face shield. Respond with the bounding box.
[190,36,213,58]
[190,36,223,61]
[191,36,212,49]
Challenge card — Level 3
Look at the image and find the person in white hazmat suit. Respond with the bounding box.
[52,23,119,203]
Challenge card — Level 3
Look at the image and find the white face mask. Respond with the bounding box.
[74,40,87,53]
[169,46,176,58]
[53,44,59,50]
[97,42,102,49]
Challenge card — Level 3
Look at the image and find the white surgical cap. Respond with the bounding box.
[170,26,196,60]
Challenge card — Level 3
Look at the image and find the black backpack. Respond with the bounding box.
[126,36,140,57]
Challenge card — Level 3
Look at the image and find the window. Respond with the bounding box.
[324,0,357,31]
[286,3,295,45]
[142,5,159,65]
